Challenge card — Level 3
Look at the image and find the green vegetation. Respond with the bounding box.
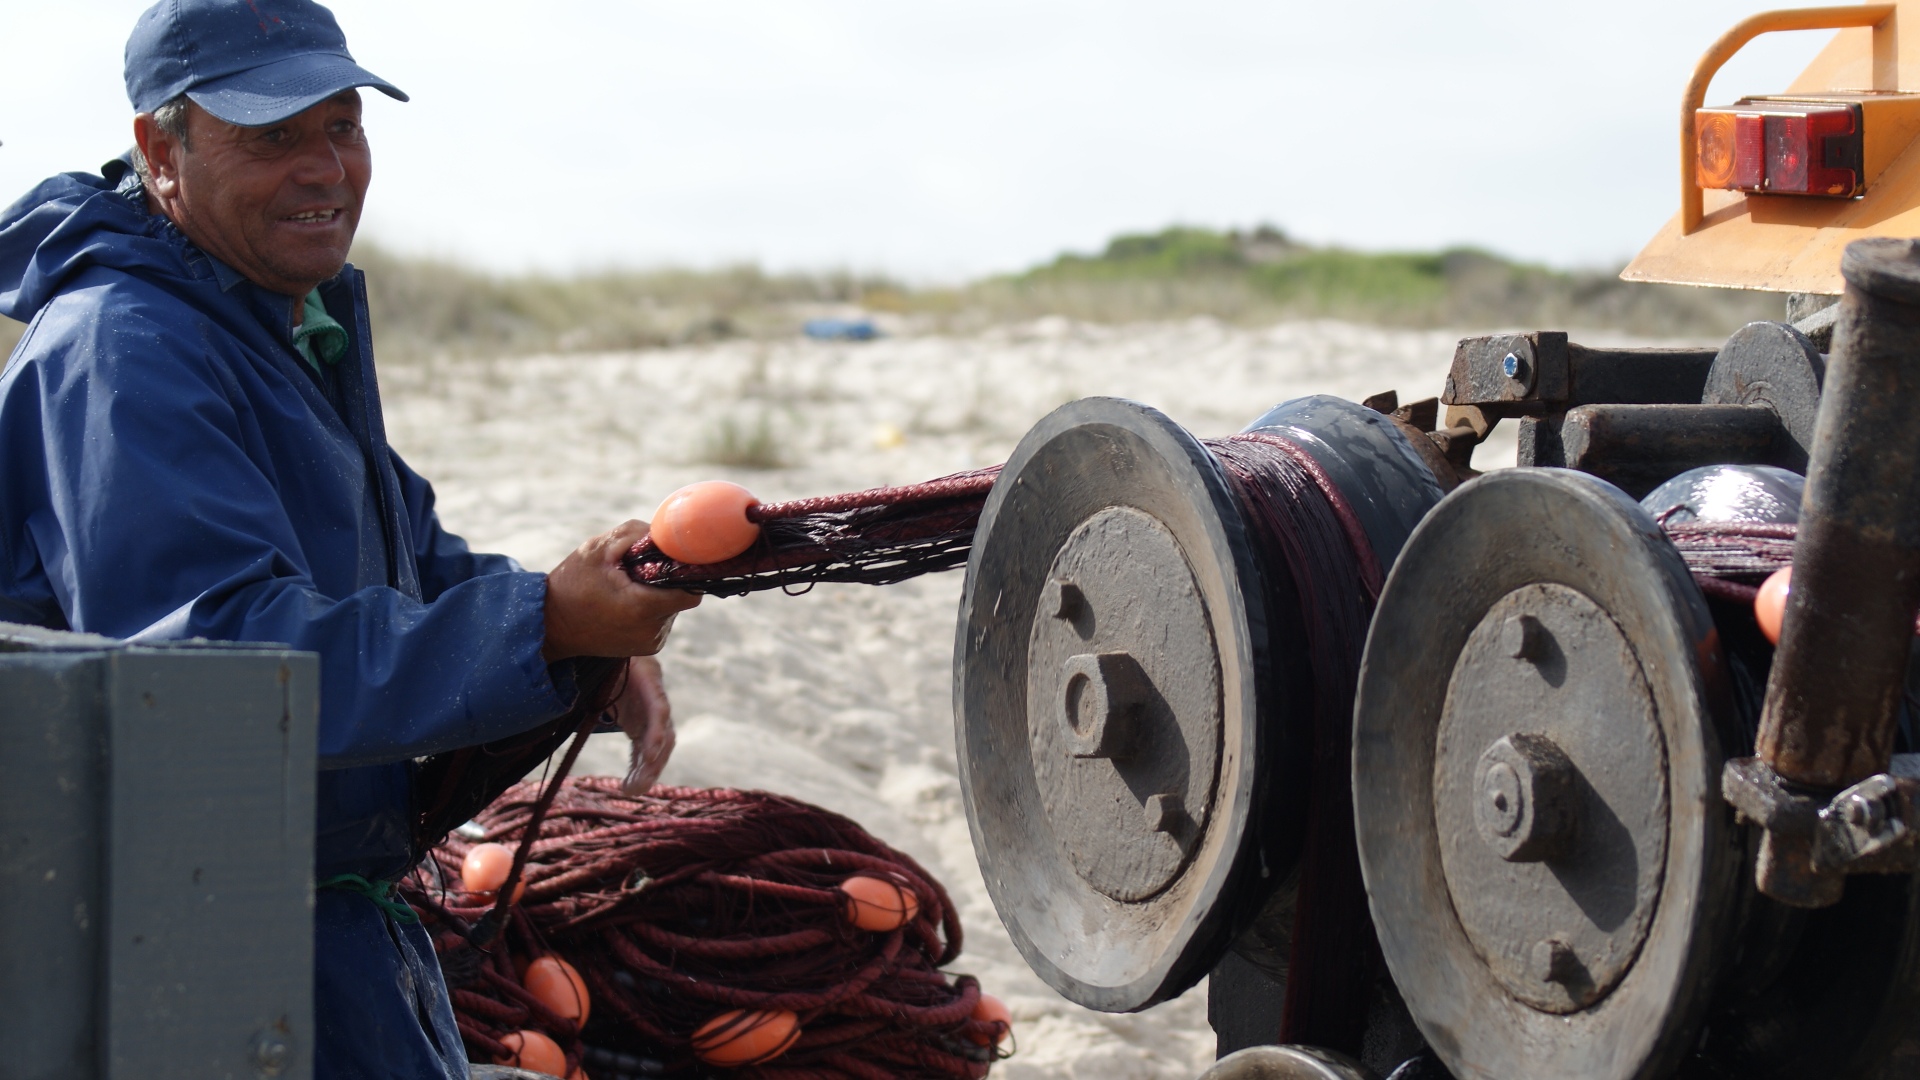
[697,410,787,469]
[0,224,1785,364]
[971,225,1779,334]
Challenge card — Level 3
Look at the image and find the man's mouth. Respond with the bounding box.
[283,209,343,225]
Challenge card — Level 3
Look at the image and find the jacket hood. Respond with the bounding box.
[0,158,187,324]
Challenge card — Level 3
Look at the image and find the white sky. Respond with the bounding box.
[0,1,1840,280]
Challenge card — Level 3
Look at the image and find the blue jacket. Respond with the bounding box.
[0,162,575,1078]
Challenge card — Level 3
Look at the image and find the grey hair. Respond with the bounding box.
[131,95,193,186]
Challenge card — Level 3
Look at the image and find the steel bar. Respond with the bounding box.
[1753,237,1920,904]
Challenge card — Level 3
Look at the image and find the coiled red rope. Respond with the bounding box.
[403,779,1003,1079]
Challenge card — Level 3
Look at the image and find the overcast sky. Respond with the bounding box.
[0,2,1836,280]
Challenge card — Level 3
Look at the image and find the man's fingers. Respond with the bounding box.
[619,656,676,795]
[603,519,653,559]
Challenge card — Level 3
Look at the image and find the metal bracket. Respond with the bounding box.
[1723,755,1920,906]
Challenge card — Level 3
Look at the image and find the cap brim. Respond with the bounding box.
[186,52,407,127]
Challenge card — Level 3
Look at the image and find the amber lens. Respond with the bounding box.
[1697,110,1738,188]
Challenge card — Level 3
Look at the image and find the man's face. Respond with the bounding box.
[137,91,370,298]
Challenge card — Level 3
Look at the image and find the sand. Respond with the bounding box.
[377,317,1674,1079]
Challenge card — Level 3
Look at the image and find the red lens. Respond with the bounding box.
[1766,114,1810,192]
[1734,115,1764,188]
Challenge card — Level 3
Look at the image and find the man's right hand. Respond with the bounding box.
[542,520,702,662]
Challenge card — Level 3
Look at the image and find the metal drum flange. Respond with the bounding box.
[1243,395,1445,566]
[1702,321,1826,472]
[1353,469,1741,1080]
[955,397,1284,1011]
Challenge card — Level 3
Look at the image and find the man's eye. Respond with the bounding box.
[259,128,288,144]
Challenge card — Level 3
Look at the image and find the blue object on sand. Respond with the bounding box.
[804,318,879,341]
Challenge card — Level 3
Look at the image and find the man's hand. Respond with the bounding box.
[615,655,676,795]
[543,520,701,662]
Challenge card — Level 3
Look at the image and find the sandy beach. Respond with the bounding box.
[379,317,1686,1079]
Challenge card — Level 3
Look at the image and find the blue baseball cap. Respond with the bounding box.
[125,0,407,127]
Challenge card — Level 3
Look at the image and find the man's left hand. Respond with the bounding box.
[614,655,676,795]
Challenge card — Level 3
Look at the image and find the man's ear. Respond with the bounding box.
[132,112,183,197]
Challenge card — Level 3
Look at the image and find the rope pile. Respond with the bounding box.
[403,778,1006,1080]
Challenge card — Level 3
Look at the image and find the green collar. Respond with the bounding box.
[292,289,348,374]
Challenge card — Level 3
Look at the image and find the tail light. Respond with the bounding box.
[1695,99,1862,197]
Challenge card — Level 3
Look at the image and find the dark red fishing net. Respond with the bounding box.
[618,455,1838,620]
[1208,433,1385,1053]
[402,778,1005,1080]
[623,469,1001,597]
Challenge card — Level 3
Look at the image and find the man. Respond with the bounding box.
[0,1,698,1076]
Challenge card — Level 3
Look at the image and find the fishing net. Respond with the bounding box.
[623,469,1001,597]
[402,778,1003,1080]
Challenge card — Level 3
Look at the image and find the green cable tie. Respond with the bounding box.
[317,872,421,924]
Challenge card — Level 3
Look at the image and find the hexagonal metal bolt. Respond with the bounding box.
[1531,936,1581,986]
[1060,651,1151,759]
[1501,613,1550,662]
[1473,732,1580,862]
[1144,792,1180,833]
[1044,577,1087,621]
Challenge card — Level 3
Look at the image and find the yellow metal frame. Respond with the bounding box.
[1680,5,1895,233]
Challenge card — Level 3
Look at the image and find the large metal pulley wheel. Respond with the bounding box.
[1354,469,1741,1080]
[955,397,1283,1011]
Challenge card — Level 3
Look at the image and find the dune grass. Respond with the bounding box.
[967,225,1780,335]
[0,224,1786,365]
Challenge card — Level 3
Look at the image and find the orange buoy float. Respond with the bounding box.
[691,1008,802,1067]
[496,1029,567,1075]
[650,481,761,565]
[1756,565,1791,645]
[969,992,1012,1047]
[462,842,514,894]
[525,955,591,1025]
[840,874,919,932]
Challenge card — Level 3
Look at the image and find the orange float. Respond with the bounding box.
[691,1008,802,1067]
[525,955,591,1026]
[496,1029,567,1076]
[839,874,919,932]
[462,842,514,894]
[1756,565,1791,645]
[969,992,1012,1047]
[649,481,762,565]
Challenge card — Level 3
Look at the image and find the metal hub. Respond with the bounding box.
[1027,506,1222,902]
[1436,584,1670,1013]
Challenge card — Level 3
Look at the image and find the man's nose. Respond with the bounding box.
[289,136,347,187]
